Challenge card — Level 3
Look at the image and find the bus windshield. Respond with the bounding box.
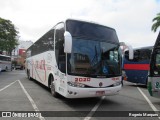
[66,20,121,77]
[66,20,119,44]
[67,38,121,77]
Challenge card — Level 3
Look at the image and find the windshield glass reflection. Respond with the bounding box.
[67,38,121,77]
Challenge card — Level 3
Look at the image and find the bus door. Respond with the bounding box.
[148,32,160,98]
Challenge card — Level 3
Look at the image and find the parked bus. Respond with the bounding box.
[123,46,153,85]
[148,32,160,98]
[25,19,131,98]
[0,54,12,71]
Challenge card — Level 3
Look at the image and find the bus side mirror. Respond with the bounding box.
[120,42,133,60]
[64,31,72,53]
[128,45,133,60]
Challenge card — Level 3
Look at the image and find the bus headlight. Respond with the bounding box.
[67,81,85,88]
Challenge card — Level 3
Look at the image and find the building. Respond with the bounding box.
[12,40,33,66]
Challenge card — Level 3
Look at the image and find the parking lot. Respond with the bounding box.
[0,70,160,120]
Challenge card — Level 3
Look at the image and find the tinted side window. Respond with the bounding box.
[0,56,10,61]
[39,28,55,53]
[125,49,151,62]
[55,23,65,73]
[27,28,55,57]
[139,49,151,61]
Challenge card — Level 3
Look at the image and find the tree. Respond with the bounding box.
[0,17,19,55]
[152,12,160,32]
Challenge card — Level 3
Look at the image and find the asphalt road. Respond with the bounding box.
[0,70,160,120]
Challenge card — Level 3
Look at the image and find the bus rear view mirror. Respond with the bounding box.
[64,31,72,53]
[128,45,133,60]
[120,42,133,60]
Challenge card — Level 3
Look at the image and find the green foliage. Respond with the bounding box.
[152,13,160,32]
[12,60,17,66]
[0,17,19,55]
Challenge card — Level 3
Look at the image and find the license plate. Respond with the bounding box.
[96,91,105,95]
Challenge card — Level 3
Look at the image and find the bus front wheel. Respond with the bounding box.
[5,66,8,71]
[27,70,31,80]
[50,75,59,98]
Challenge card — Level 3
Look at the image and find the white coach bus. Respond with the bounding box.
[0,54,12,71]
[148,32,160,98]
[25,19,127,98]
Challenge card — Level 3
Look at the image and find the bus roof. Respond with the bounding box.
[27,18,118,51]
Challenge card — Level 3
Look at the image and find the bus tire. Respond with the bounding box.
[27,70,31,80]
[5,66,8,71]
[50,75,59,98]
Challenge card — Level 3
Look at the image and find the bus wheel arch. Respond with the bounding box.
[145,78,148,86]
[48,74,59,97]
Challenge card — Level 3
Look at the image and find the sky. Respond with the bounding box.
[0,0,160,48]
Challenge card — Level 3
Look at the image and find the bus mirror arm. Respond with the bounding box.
[120,42,133,60]
[128,45,133,60]
[64,31,72,53]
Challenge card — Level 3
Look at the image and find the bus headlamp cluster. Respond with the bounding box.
[67,81,85,88]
